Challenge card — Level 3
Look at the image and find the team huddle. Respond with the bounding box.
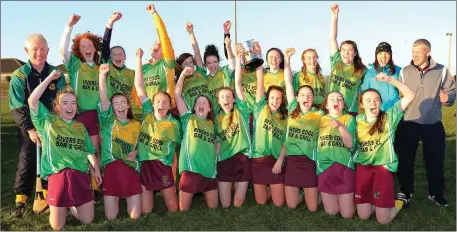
[8,3,456,230]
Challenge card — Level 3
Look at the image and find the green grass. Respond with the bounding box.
[1,92,456,230]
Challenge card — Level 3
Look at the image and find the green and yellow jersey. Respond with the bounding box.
[182,66,209,110]
[293,71,326,107]
[327,51,366,113]
[252,96,288,159]
[264,69,285,93]
[207,65,234,114]
[178,112,216,178]
[65,54,100,113]
[137,99,181,167]
[98,104,141,172]
[31,102,96,180]
[285,98,324,160]
[353,101,405,172]
[316,114,356,175]
[142,12,177,107]
[215,99,252,161]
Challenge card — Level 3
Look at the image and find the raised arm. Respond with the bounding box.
[375,73,415,112]
[147,4,175,60]
[224,21,235,71]
[284,48,296,104]
[329,4,339,56]
[101,12,123,63]
[28,70,62,114]
[60,14,80,62]
[186,22,204,69]
[223,21,231,59]
[234,44,245,101]
[254,42,265,103]
[98,64,111,111]
[134,48,148,104]
[175,67,193,116]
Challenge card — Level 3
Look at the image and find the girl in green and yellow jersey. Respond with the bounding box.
[135,48,181,213]
[328,4,367,115]
[292,49,326,109]
[100,12,140,113]
[175,52,209,111]
[186,21,235,115]
[316,91,356,218]
[211,42,257,209]
[283,48,324,211]
[98,64,142,220]
[354,73,415,224]
[59,13,103,190]
[242,43,288,207]
[141,4,177,107]
[264,48,285,92]
[175,65,218,212]
[28,70,100,230]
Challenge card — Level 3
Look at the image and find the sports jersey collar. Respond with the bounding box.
[267,68,281,75]
[153,113,169,122]
[300,107,317,116]
[328,113,343,119]
[112,63,126,71]
[360,113,377,124]
[116,118,130,126]
[58,116,75,126]
[306,70,318,77]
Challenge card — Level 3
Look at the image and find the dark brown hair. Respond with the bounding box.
[175,53,195,81]
[360,88,385,136]
[192,95,215,122]
[110,93,133,120]
[340,40,366,76]
[266,48,285,70]
[204,44,220,64]
[373,54,396,75]
[71,32,102,65]
[301,49,324,83]
[266,85,287,120]
[290,85,314,119]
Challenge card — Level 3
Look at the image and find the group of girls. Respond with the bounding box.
[29,3,417,230]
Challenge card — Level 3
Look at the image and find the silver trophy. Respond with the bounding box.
[242,39,264,69]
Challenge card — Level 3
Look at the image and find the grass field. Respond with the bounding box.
[1,88,456,230]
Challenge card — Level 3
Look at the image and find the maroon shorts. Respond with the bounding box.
[354,164,395,208]
[46,168,94,207]
[217,153,251,182]
[250,156,284,185]
[284,155,317,188]
[103,160,142,198]
[140,160,175,191]
[318,163,355,195]
[75,110,99,136]
[179,171,218,193]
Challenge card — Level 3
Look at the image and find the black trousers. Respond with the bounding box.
[395,121,446,196]
[13,128,47,196]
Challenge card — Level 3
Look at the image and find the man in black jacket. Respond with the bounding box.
[8,34,66,217]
